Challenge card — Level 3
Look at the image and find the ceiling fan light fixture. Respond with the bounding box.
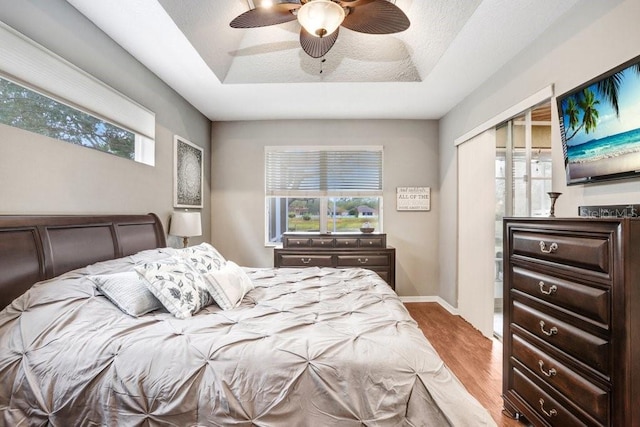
[297,0,345,38]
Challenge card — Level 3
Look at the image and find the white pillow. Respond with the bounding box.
[177,242,226,274]
[135,258,212,319]
[90,272,163,317]
[203,261,254,310]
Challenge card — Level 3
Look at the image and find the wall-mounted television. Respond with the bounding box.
[557,54,640,185]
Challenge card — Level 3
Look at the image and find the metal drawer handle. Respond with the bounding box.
[358,258,369,264]
[539,241,558,254]
[539,281,558,296]
[539,320,558,337]
[301,258,311,264]
[539,398,558,418]
[538,360,557,377]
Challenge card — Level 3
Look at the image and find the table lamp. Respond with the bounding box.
[170,211,202,248]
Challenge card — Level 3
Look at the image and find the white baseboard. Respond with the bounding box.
[399,296,459,315]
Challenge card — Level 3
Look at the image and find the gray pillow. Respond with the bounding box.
[90,272,163,317]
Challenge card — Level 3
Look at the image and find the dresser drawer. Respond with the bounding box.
[511,367,591,426]
[335,238,359,248]
[511,334,609,424]
[511,231,610,274]
[337,254,390,267]
[512,267,610,326]
[283,237,311,247]
[359,237,385,248]
[276,254,333,267]
[310,237,334,248]
[512,300,609,373]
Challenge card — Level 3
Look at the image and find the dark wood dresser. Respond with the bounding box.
[503,218,640,426]
[274,232,396,289]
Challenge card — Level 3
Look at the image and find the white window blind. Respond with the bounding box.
[0,21,155,142]
[265,146,383,197]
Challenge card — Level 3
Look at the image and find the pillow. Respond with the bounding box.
[127,247,178,265]
[135,258,212,319]
[90,272,163,317]
[177,243,226,274]
[203,261,255,310]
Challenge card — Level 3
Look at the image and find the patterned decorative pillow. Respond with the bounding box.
[177,243,226,274]
[135,258,212,319]
[90,272,163,317]
[203,261,255,310]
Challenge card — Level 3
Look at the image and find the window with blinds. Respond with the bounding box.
[265,146,384,244]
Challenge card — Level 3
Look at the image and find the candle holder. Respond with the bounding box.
[548,192,562,217]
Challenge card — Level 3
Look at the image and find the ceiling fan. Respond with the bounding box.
[230,0,410,58]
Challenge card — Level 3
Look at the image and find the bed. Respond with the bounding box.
[0,214,496,426]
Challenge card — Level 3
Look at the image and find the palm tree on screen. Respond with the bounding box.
[596,63,640,117]
[564,97,580,133]
[563,88,600,142]
[578,89,600,134]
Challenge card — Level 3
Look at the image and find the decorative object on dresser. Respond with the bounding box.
[359,221,375,233]
[274,232,396,289]
[502,217,640,426]
[169,210,202,247]
[546,192,561,217]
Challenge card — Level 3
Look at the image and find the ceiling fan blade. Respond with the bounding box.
[341,0,410,34]
[230,3,300,28]
[299,27,339,58]
[338,0,376,6]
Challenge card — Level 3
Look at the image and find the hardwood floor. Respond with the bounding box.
[404,302,523,427]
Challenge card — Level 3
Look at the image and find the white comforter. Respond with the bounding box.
[0,248,496,426]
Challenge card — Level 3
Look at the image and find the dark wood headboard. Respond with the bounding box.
[0,214,166,310]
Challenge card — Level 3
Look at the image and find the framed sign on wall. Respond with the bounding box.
[174,135,203,208]
[396,187,430,211]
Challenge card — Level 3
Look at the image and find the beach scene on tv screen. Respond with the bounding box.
[560,60,640,181]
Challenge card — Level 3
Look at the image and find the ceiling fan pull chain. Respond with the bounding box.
[320,57,326,74]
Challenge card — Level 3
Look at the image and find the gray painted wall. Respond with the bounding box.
[438,0,640,307]
[0,0,211,246]
[211,119,439,297]
[7,0,633,305]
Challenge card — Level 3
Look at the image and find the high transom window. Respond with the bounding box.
[0,77,137,160]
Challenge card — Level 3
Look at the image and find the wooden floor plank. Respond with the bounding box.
[404,302,523,427]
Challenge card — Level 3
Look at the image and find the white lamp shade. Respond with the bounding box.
[170,211,202,237]
[297,0,345,38]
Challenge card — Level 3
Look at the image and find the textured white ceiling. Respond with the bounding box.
[158,0,481,84]
[65,0,580,121]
